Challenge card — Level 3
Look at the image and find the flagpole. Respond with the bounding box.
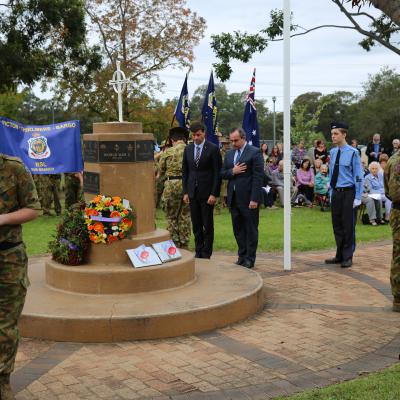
[283,0,291,271]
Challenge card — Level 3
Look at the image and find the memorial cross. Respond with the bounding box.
[108,60,131,122]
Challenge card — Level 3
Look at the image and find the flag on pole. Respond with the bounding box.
[173,74,190,129]
[201,71,219,145]
[242,68,260,148]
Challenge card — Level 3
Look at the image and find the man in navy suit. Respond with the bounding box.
[182,122,222,258]
[221,127,264,268]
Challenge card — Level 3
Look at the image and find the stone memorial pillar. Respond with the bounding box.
[82,122,170,265]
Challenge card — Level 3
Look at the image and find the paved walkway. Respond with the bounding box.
[14,241,400,400]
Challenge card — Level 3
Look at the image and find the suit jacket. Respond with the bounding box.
[221,144,264,207]
[182,141,222,199]
[366,141,385,164]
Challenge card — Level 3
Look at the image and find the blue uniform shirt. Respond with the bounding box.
[329,144,363,200]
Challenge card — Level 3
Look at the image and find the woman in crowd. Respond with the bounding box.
[314,164,330,211]
[295,158,315,207]
[364,161,391,224]
[313,158,322,175]
[379,153,389,171]
[260,143,269,163]
[291,140,307,169]
[270,145,282,161]
[314,140,328,164]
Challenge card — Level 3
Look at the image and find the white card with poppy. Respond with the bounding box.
[126,244,162,268]
[152,240,182,263]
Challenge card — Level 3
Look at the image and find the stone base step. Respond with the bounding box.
[20,257,264,342]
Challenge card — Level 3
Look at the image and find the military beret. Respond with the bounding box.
[330,121,349,130]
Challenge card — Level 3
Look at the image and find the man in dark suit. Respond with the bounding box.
[366,133,385,165]
[221,127,264,268]
[182,122,222,259]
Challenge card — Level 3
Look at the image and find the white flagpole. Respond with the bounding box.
[283,0,291,271]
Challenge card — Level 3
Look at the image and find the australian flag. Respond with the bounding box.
[201,71,219,145]
[173,74,190,129]
[242,68,260,148]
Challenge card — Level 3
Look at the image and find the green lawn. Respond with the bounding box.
[24,207,391,256]
[277,363,400,400]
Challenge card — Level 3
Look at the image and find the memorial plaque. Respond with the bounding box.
[83,140,99,162]
[98,141,136,162]
[83,172,100,194]
[136,140,154,162]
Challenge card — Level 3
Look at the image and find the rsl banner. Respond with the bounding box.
[0,117,83,174]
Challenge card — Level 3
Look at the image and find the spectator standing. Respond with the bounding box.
[296,158,315,207]
[325,122,363,268]
[366,133,385,164]
[390,139,400,156]
[260,143,269,163]
[291,140,307,169]
[351,139,362,156]
[314,140,328,164]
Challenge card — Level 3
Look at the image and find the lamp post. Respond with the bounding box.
[272,96,276,146]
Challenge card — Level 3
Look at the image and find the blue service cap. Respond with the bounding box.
[330,121,349,130]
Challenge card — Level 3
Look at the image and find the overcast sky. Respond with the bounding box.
[157,0,400,111]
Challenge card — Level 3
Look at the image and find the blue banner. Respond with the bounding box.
[201,71,219,145]
[173,74,190,129]
[242,68,260,148]
[0,117,83,174]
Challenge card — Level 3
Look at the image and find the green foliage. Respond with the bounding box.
[48,202,90,265]
[0,0,101,90]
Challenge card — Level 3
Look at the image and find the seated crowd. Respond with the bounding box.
[261,135,398,223]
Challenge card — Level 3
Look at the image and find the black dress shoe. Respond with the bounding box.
[235,259,245,266]
[242,260,254,269]
[195,254,202,259]
[325,258,342,264]
[341,259,352,268]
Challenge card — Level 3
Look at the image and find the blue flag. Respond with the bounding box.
[242,69,260,148]
[202,72,219,145]
[0,117,83,174]
[173,74,190,129]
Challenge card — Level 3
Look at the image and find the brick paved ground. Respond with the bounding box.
[13,241,400,400]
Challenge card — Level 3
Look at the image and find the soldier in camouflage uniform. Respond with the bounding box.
[65,172,83,210]
[158,128,191,248]
[215,136,230,214]
[33,174,53,215]
[384,152,400,312]
[0,154,40,400]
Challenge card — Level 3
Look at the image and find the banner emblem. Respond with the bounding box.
[28,136,51,159]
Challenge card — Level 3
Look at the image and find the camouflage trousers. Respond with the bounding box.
[65,175,83,210]
[390,209,400,300]
[161,180,191,248]
[33,175,52,214]
[0,244,28,375]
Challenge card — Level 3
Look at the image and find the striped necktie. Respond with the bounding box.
[195,145,201,167]
[235,149,241,164]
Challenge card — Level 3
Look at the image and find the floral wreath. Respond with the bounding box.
[84,195,134,244]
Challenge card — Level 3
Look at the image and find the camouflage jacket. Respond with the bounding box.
[0,154,40,243]
[385,151,400,203]
[158,142,186,178]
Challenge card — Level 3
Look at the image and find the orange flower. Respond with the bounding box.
[110,211,121,218]
[93,222,104,233]
[108,235,118,243]
[123,209,129,215]
[89,233,97,242]
[88,224,94,231]
[112,196,121,205]
[104,200,111,207]
[118,232,125,238]
[85,208,99,216]
[93,195,102,204]
[122,218,132,227]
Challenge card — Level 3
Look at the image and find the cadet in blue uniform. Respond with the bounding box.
[325,122,363,268]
